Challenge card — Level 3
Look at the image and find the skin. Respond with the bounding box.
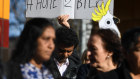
[56,15,74,65]
[85,51,91,64]
[30,26,55,69]
[55,45,74,65]
[58,15,70,28]
[88,35,117,72]
[126,37,140,79]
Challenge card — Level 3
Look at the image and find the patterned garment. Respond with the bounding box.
[20,63,54,79]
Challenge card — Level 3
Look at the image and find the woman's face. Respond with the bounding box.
[88,35,112,69]
[127,37,140,68]
[36,26,55,61]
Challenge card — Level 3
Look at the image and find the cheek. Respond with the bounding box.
[37,40,45,49]
[37,45,45,53]
[133,53,140,62]
[36,44,51,60]
[39,41,50,50]
[68,52,73,56]
[94,52,107,63]
[96,55,106,62]
[36,50,52,61]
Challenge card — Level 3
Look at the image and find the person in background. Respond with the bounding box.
[77,29,123,79]
[121,27,140,79]
[81,49,91,64]
[48,15,80,79]
[6,18,55,79]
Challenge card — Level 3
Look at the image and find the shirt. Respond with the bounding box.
[54,58,69,76]
[20,62,54,79]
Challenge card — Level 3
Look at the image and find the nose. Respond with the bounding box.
[64,52,69,58]
[48,39,55,50]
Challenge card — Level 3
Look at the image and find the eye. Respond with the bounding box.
[105,18,112,27]
[89,47,97,52]
[58,49,65,53]
[67,50,73,53]
[42,37,50,43]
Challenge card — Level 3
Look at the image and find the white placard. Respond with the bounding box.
[75,0,114,19]
[26,0,114,19]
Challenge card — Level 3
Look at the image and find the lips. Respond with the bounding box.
[45,51,52,56]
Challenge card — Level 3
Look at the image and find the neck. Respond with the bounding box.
[97,58,117,72]
[130,73,140,79]
[30,58,43,69]
[55,58,67,66]
[55,56,66,66]
[58,61,64,66]
[98,64,117,73]
[58,59,67,66]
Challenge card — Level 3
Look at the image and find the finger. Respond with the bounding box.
[61,15,66,20]
[64,15,69,21]
[66,15,69,20]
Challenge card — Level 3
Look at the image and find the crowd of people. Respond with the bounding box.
[0,15,140,79]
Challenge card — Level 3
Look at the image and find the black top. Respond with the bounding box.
[76,63,132,79]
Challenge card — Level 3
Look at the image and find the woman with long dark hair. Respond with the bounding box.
[7,18,55,79]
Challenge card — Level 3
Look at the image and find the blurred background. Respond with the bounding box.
[0,0,140,62]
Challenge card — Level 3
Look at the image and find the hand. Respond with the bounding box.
[58,15,70,28]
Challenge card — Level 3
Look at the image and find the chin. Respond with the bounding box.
[90,62,97,67]
[42,56,50,61]
[59,59,66,63]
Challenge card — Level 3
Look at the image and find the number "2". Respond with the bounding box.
[64,0,71,7]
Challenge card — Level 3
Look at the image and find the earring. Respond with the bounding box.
[107,55,110,59]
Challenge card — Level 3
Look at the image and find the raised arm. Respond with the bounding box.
[57,15,70,28]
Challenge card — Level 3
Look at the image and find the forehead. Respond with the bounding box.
[90,35,104,45]
[57,44,74,49]
[42,26,55,36]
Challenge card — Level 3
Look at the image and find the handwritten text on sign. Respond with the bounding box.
[26,0,114,19]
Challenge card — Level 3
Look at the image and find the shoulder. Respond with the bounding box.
[93,63,132,79]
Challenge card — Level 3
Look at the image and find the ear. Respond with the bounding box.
[107,51,113,57]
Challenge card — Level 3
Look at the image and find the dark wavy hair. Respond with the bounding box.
[10,18,54,64]
[121,27,140,53]
[88,29,122,64]
[55,27,79,49]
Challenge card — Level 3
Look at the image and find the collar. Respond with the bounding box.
[54,58,69,66]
